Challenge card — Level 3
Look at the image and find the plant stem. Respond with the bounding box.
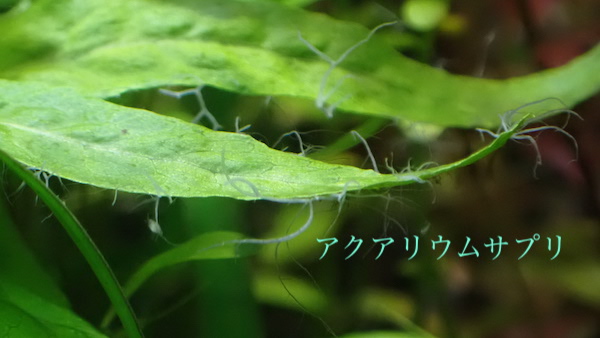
[0,149,144,338]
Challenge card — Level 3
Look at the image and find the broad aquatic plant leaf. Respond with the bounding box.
[0,80,534,200]
[0,279,107,338]
[0,0,598,127]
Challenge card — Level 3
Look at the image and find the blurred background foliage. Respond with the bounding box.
[1,0,598,337]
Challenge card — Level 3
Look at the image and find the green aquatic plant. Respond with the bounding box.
[0,0,597,337]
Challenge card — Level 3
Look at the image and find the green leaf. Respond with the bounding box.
[0,198,106,337]
[121,231,255,298]
[101,231,255,327]
[1,0,598,127]
[0,199,68,308]
[357,289,435,337]
[0,80,529,200]
[252,271,327,313]
[0,149,142,338]
[401,0,449,31]
[0,279,108,338]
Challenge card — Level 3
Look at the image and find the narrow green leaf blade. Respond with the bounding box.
[0,197,105,337]
[0,279,108,338]
[252,271,328,313]
[102,231,254,327]
[0,148,143,338]
[123,231,254,297]
[0,199,69,307]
